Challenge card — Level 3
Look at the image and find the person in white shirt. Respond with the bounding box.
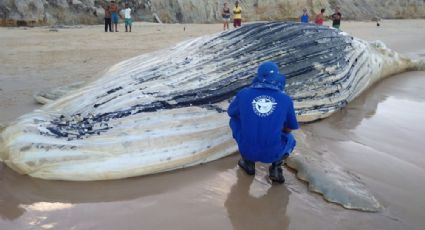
[122,3,132,32]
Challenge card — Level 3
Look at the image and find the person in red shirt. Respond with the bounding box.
[315,8,325,25]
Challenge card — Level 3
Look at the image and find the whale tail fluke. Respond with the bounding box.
[413,59,425,71]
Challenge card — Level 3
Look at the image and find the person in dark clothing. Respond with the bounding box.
[331,7,342,29]
[227,62,299,184]
[102,4,112,32]
[222,2,231,30]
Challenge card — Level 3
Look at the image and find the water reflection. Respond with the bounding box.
[225,169,290,230]
[322,72,425,132]
[0,157,234,221]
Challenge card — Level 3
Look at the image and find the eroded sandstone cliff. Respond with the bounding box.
[1,0,425,26]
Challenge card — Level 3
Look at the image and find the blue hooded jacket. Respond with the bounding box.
[228,62,299,163]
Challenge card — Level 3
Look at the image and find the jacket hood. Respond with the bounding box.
[251,61,286,91]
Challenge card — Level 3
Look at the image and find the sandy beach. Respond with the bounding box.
[1,20,425,230]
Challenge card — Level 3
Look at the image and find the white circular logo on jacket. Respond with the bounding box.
[252,95,277,117]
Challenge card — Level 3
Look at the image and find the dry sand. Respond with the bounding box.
[1,20,425,230]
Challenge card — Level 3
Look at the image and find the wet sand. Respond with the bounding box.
[1,20,425,230]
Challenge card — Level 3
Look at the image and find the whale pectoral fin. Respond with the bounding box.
[286,152,381,212]
[33,81,86,105]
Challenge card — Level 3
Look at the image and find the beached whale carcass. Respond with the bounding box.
[1,22,423,211]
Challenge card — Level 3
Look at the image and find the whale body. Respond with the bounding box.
[1,22,423,211]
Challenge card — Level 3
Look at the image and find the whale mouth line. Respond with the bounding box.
[44,100,228,141]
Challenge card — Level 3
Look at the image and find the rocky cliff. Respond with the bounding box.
[1,0,425,26]
[0,0,150,26]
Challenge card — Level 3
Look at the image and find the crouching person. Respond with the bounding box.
[227,61,299,184]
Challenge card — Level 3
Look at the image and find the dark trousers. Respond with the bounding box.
[241,151,288,169]
[105,18,112,32]
[233,19,242,27]
[241,157,283,168]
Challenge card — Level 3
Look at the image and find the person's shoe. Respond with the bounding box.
[238,159,255,175]
[269,165,285,184]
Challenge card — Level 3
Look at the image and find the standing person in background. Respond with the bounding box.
[376,17,381,27]
[101,2,112,32]
[300,8,309,23]
[222,2,231,30]
[331,7,342,29]
[110,0,119,32]
[315,8,325,25]
[232,1,242,28]
[123,3,132,32]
